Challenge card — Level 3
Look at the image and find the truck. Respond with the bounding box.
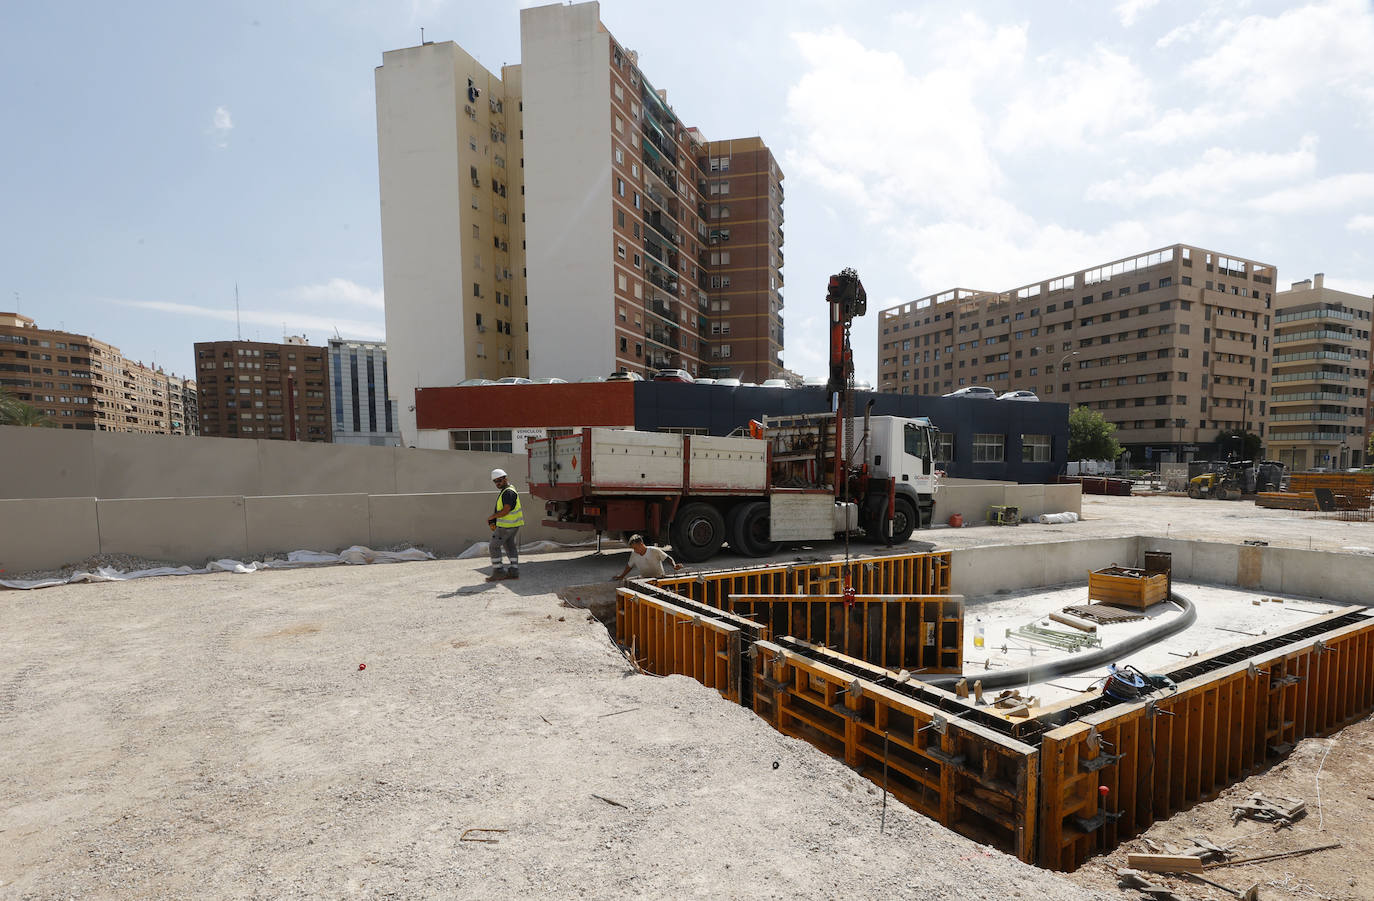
[525,268,942,562]
[526,412,940,562]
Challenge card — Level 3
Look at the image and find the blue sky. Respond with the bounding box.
[3,0,1373,385]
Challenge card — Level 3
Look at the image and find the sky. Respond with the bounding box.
[3,0,1373,386]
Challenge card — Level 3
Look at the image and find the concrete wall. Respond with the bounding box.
[1141,537,1374,604]
[934,481,1082,524]
[953,537,1138,600]
[0,425,536,500]
[0,497,101,572]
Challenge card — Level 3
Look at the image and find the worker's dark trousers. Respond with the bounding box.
[490,527,520,572]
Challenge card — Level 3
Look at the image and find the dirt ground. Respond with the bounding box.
[2,493,1371,899]
[1064,715,1374,901]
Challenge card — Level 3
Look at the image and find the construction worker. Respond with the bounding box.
[486,468,523,580]
[613,534,683,581]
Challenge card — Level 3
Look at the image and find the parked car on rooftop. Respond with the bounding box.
[760,378,790,388]
[943,386,997,399]
[493,377,532,385]
[714,377,742,387]
[530,377,568,384]
[693,377,717,385]
[457,378,494,386]
[653,368,695,383]
[605,371,644,382]
[997,390,1039,401]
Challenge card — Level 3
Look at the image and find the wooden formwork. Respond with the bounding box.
[615,588,756,703]
[729,594,963,675]
[652,550,953,611]
[1037,610,1374,871]
[751,640,1039,862]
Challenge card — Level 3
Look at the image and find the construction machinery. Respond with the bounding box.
[526,269,941,562]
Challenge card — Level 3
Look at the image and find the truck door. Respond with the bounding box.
[904,422,932,477]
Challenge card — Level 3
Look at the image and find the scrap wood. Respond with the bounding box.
[1126,853,1204,873]
[1204,842,1340,870]
[1117,869,1186,901]
[1050,610,1097,633]
[1230,792,1306,826]
[591,793,628,809]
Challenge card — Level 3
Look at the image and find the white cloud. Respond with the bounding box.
[112,298,385,342]
[210,105,233,148]
[998,47,1155,150]
[289,278,384,310]
[1086,137,1318,204]
[1249,172,1374,214]
[1181,1,1374,115]
[1115,0,1160,27]
[1347,214,1374,233]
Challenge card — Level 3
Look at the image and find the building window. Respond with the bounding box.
[937,432,955,462]
[1021,434,1050,463]
[449,429,513,453]
[973,433,1005,463]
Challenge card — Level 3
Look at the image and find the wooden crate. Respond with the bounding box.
[1087,566,1169,609]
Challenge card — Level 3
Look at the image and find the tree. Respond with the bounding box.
[1214,429,1261,461]
[0,388,55,428]
[1067,406,1123,461]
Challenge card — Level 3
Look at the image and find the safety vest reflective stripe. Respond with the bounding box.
[495,486,524,528]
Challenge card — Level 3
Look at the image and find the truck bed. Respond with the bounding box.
[529,428,766,497]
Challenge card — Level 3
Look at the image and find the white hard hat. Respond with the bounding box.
[491,468,507,480]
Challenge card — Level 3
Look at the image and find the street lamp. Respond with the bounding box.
[1057,350,1079,373]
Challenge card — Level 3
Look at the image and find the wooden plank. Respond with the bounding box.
[1050,611,1097,633]
[1126,853,1204,874]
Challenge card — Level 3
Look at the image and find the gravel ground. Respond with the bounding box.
[2,493,1370,898]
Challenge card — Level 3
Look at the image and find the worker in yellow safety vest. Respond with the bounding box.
[486,468,524,580]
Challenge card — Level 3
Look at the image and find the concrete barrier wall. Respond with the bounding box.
[0,497,101,572]
[953,537,1138,600]
[1142,537,1374,604]
[933,482,1081,525]
[0,425,533,501]
[96,496,250,563]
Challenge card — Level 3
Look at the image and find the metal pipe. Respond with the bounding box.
[923,592,1198,691]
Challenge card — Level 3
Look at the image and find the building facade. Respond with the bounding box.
[1264,274,1371,471]
[1,312,194,434]
[328,338,399,446]
[376,0,784,444]
[194,338,332,441]
[878,245,1278,463]
[166,374,199,436]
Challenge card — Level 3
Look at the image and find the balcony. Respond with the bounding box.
[1269,411,1350,423]
[1267,430,1346,442]
[1273,329,1352,344]
[1274,350,1352,364]
[646,211,679,245]
[1272,369,1350,383]
[641,146,678,192]
[1269,391,1349,405]
[647,272,679,294]
[1275,307,1356,324]
[643,238,674,270]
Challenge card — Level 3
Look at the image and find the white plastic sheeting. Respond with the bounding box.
[456,538,600,560]
[0,546,435,591]
[1037,512,1081,524]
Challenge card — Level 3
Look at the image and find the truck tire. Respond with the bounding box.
[671,502,726,563]
[731,500,779,557]
[891,497,917,544]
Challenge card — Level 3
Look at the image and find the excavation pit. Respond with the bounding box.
[616,540,1374,871]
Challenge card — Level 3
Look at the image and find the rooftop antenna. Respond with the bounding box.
[235,283,242,340]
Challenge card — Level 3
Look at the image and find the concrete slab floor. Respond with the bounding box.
[958,581,1361,706]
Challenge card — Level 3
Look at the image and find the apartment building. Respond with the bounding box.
[0,312,193,433]
[1265,274,1371,471]
[194,338,332,441]
[878,245,1277,463]
[167,374,199,436]
[328,338,399,446]
[376,0,783,442]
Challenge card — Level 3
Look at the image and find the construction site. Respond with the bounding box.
[0,489,1371,900]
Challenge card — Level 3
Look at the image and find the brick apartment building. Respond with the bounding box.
[376,0,784,444]
[1,311,195,433]
[877,244,1278,463]
[1265,273,1372,470]
[194,337,332,441]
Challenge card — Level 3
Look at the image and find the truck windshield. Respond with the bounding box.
[903,423,930,459]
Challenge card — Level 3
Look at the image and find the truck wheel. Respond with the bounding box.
[732,501,779,557]
[891,498,917,544]
[671,502,726,563]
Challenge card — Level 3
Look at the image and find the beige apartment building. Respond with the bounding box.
[1264,274,1371,471]
[376,1,783,445]
[0,312,195,434]
[878,245,1278,463]
[194,338,332,442]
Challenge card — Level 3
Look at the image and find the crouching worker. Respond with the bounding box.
[486,468,523,580]
[613,534,683,581]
